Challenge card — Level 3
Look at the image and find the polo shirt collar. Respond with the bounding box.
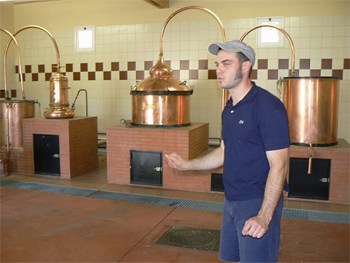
[226,82,258,107]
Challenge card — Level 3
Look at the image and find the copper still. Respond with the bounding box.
[130,6,226,126]
[5,25,74,119]
[45,72,74,118]
[240,25,340,147]
[0,100,35,149]
[278,77,339,146]
[0,28,36,151]
[131,60,193,126]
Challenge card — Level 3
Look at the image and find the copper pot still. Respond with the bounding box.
[131,56,193,126]
[130,6,226,127]
[6,25,74,119]
[44,72,74,119]
[0,100,35,149]
[131,90,193,127]
[278,76,340,146]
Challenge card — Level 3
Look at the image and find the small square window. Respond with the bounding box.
[75,26,95,52]
[256,17,284,47]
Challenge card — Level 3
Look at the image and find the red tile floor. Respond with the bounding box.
[1,151,349,262]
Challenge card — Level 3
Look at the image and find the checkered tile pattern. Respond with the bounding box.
[1,58,348,98]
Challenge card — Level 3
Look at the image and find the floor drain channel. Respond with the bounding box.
[2,180,349,224]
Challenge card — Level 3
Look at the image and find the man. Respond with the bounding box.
[165,40,290,262]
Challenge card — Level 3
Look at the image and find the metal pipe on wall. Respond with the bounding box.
[71,89,88,116]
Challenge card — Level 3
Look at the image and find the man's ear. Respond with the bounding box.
[242,60,252,75]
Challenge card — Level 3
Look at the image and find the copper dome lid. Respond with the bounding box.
[131,55,191,93]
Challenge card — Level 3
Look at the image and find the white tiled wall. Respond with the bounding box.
[3,14,349,142]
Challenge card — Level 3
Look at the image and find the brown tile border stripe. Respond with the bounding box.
[344,59,350,69]
[81,63,88,72]
[258,59,268,69]
[321,59,332,69]
[2,56,348,98]
[9,58,349,83]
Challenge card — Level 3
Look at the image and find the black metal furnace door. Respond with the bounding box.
[130,150,162,186]
[211,173,224,192]
[288,157,331,200]
[33,134,60,176]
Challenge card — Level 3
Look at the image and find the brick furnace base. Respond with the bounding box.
[107,123,216,192]
[9,117,98,179]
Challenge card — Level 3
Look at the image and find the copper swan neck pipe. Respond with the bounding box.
[5,25,61,75]
[157,6,227,111]
[159,6,227,57]
[240,24,296,76]
[1,28,25,100]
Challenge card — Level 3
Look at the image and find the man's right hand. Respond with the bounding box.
[164,153,190,170]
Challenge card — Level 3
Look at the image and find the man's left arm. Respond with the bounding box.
[242,147,289,238]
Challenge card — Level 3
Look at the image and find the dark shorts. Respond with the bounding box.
[219,197,284,263]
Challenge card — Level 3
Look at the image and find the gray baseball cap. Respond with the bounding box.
[208,40,255,67]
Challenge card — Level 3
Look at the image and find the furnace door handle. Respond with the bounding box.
[319,178,329,183]
[154,166,163,172]
[52,154,60,158]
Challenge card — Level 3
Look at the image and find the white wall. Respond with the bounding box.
[1,0,349,142]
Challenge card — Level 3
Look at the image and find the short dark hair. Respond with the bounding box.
[236,52,250,64]
[236,52,252,77]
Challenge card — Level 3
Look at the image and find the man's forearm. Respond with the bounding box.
[258,169,286,224]
[188,145,224,170]
[165,141,225,171]
[258,148,289,225]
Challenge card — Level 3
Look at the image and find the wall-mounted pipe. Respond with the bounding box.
[34,99,41,117]
[71,89,88,116]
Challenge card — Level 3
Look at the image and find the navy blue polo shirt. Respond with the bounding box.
[222,84,290,201]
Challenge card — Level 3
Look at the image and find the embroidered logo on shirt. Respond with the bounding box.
[239,120,244,124]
